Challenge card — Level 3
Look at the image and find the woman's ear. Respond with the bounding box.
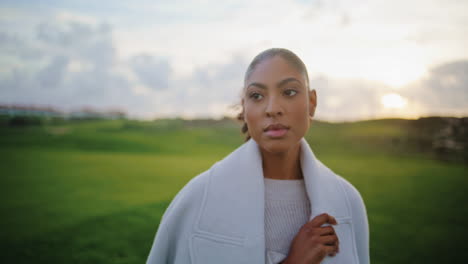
[309,89,317,118]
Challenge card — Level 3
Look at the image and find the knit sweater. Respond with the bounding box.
[264,178,311,262]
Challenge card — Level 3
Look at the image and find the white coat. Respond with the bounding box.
[146,138,370,264]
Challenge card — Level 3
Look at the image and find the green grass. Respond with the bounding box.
[1,118,467,263]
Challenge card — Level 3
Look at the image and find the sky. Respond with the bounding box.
[0,0,467,121]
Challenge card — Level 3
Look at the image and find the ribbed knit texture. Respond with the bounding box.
[264,178,311,257]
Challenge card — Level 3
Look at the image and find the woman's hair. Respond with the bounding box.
[238,48,310,141]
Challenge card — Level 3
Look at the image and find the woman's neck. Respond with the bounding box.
[261,143,303,180]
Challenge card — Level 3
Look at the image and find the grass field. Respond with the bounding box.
[1,118,467,263]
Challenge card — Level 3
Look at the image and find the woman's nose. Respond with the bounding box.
[265,96,284,117]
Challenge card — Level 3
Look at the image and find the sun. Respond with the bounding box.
[381,93,407,109]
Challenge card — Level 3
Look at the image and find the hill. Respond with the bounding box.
[0,116,467,263]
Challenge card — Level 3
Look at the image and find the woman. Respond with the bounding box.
[146,48,369,264]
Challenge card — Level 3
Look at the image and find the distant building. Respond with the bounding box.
[68,107,126,120]
[0,104,63,117]
[0,104,126,120]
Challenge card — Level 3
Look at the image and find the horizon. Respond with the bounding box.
[2,102,466,124]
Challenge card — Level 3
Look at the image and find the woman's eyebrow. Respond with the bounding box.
[277,77,302,87]
[247,77,302,90]
[247,82,267,90]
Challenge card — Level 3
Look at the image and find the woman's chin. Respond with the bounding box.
[258,137,299,155]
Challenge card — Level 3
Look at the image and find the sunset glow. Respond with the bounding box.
[381,93,407,109]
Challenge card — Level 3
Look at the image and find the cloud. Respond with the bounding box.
[311,75,390,121]
[36,55,69,89]
[0,15,247,119]
[0,19,153,116]
[0,31,43,61]
[310,59,468,121]
[36,21,115,68]
[129,54,171,90]
[402,60,468,115]
[158,55,248,118]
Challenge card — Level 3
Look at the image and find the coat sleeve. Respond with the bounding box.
[146,190,182,264]
[146,218,170,263]
[341,179,370,264]
[146,171,210,264]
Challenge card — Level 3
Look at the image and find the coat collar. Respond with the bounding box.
[194,138,350,244]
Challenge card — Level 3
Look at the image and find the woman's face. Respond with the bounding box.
[243,56,316,154]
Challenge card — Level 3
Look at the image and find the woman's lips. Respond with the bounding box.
[265,128,289,138]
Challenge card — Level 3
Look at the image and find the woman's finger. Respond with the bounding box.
[323,244,339,257]
[306,213,337,228]
[319,234,339,246]
[318,226,335,236]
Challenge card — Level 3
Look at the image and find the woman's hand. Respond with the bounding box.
[282,213,339,264]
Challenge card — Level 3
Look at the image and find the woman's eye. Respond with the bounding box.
[250,93,264,100]
[284,89,298,97]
